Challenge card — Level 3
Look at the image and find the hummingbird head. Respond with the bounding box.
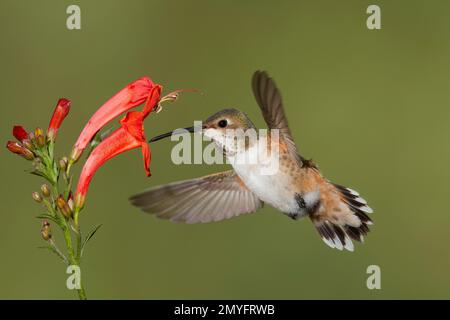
[149,108,256,155]
[202,108,255,134]
[201,108,256,154]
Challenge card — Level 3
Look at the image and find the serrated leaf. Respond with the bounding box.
[80,224,102,258]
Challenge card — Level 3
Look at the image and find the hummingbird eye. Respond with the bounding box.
[218,119,228,128]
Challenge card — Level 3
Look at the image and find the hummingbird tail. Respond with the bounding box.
[310,182,373,251]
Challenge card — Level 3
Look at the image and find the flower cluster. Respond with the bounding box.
[7,98,70,183]
[5,76,176,299]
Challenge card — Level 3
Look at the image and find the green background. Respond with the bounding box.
[1,0,449,299]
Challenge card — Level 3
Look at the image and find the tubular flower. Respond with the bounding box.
[48,98,71,141]
[13,126,28,142]
[70,77,155,162]
[75,85,162,209]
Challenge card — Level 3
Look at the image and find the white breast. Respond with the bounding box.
[228,145,298,214]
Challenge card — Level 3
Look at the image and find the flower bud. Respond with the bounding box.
[41,220,51,241]
[6,141,35,160]
[40,184,51,197]
[32,191,42,203]
[70,148,82,163]
[59,157,68,171]
[67,191,74,211]
[48,98,71,142]
[34,128,45,147]
[12,125,28,142]
[56,195,72,219]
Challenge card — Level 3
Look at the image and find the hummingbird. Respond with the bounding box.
[129,71,373,251]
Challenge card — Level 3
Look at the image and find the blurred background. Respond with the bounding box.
[1,0,449,299]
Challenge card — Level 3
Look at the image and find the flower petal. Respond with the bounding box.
[142,85,162,116]
[119,111,145,141]
[141,142,151,177]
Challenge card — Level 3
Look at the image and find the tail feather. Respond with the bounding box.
[310,182,373,251]
[334,183,373,215]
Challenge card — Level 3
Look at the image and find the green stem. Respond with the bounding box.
[62,222,87,300]
[63,173,73,199]
[77,283,87,300]
[39,143,87,300]
[67,161,73,177]
[62,225,75,263]
[73,209,82,261]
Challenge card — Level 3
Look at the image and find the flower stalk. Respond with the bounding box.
[7,97,88,299]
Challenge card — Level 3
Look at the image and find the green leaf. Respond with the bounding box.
[86,128,113,157]
[36,213,64,228]
[29,170,45,178]
[29,169,53,183]
[80,224,102,258]
[36,213,58,223]
[38,245,68,264]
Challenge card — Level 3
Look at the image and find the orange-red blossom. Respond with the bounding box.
[74,79,161,209]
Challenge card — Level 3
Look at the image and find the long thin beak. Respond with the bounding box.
[149,126,196,143]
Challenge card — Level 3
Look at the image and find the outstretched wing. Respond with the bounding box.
[129,170,263,224]
[252,70,302,165]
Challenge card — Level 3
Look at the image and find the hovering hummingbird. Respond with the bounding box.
[130,71,373,251]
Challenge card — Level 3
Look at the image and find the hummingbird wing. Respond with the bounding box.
[252,70,302,165]
[129,170,263,223]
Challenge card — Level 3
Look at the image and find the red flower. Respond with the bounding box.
[48,98,71,141]
[71,77,155,162]
[75,85,161,209]
[13,126,28,142]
